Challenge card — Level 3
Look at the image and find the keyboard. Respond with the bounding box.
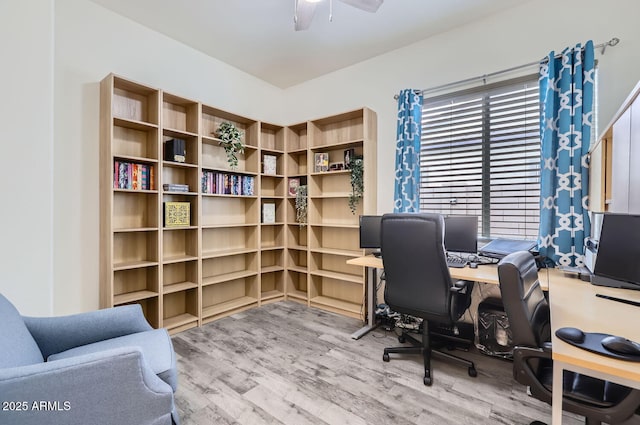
[446,256,468,268]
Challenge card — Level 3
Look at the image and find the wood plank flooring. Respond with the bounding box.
[172,301,583,425]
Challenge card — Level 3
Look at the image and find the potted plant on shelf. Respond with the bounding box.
[295,185,308,227]
[216,122,245,169]
[348,156,364,214]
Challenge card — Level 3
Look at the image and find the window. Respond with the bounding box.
[420,76,540,240]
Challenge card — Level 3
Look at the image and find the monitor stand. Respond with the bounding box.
[372,250,382,258]
[591,274,640,291]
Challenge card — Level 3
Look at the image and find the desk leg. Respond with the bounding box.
[552,360,564,425]
[350,266,379,340]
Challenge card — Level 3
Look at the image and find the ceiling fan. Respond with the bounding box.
[294,0,384,31]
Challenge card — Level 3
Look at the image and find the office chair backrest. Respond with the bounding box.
[381,213,457,322]
[497,251,550,348]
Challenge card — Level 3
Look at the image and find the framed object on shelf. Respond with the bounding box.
[344,148,355,168]
[288,178,300,197]
[164,201,190,227]
[263,155,277,175]
[314,153,329,173]
[262,203,276,223]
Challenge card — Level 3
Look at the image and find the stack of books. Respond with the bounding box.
[163,183,189,192]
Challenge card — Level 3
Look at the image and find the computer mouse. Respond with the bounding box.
[469,262,478,269]
[555,327,585,344]
[601,335,640,356]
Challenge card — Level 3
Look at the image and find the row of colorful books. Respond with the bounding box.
[201,171,255,196]
[114,161,155,190]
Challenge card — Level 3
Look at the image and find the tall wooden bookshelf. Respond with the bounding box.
[306,109,377,319]
[100,73,376,332]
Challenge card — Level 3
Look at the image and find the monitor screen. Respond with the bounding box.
[593,213,640,287]
[359,215,382,249]
[444,215,478,254]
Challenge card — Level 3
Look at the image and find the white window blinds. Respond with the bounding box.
[420,76,540,240]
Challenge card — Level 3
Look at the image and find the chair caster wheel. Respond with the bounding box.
[383,353,390,362]
[398,335,406,343]
[423,374,432,386]
[468,367,477,377]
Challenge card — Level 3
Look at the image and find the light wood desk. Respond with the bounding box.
[346,255,550,339]
[347,254,551,288]
[549,276,640,424]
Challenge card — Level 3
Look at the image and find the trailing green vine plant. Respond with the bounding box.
[216,122,245,169]
[295,185,308,227]
[348,157,364,214]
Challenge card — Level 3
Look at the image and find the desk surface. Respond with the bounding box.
[347,254,555,291]
[550,277,640,382]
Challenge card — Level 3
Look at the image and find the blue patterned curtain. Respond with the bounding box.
[538,41,595,267]
[394,89,423,212]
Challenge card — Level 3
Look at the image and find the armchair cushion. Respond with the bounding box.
[0,295,44,368]
[48,328,177,391]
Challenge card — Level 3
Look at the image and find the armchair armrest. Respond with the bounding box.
[0,347,173,425]
[23,305,153,358]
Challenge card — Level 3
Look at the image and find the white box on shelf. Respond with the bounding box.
[262,203,276,223]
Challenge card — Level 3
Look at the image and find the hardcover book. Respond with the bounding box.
[164,202,190,227]
[164,138,186,163]
[242,176,254,196]
[263,155,277,175]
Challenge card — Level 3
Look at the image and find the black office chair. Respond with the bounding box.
[380,213,477,386]
[498,251,640,425]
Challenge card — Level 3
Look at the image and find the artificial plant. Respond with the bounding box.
[216,121,245,169]
[295,185,308,227]
[348,157,364,214]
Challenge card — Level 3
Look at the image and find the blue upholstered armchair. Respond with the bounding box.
[0,294,179,425]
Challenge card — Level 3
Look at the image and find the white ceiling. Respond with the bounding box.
[89,0,532,88]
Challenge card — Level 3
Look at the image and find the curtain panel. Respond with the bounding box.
[394,89,423,213]
[538,41,595,267]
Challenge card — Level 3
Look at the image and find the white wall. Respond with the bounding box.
[282,0,640,215]
[52,0,284,314]
[0,1,54,315]
[4,0,640,315]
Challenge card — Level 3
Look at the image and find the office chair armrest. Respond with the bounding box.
[513,345,552,391]
[450,279,473,294]
[541,342,552,353]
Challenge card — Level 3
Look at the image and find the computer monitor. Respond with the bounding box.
[592,213,640,290]
[444,215,478,254]
[359,215,382,256]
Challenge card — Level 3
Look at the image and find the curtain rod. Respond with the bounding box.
[394,37,620,100]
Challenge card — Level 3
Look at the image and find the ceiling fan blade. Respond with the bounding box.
[294,0,317,31]
[338,0,383,13]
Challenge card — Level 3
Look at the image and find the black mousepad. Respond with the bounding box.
[555,328,640,362]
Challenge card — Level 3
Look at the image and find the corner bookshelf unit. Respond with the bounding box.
[306,109,377,319]
[101,73,377,333]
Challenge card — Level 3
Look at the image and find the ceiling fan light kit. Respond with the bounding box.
[294,0,383,31]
